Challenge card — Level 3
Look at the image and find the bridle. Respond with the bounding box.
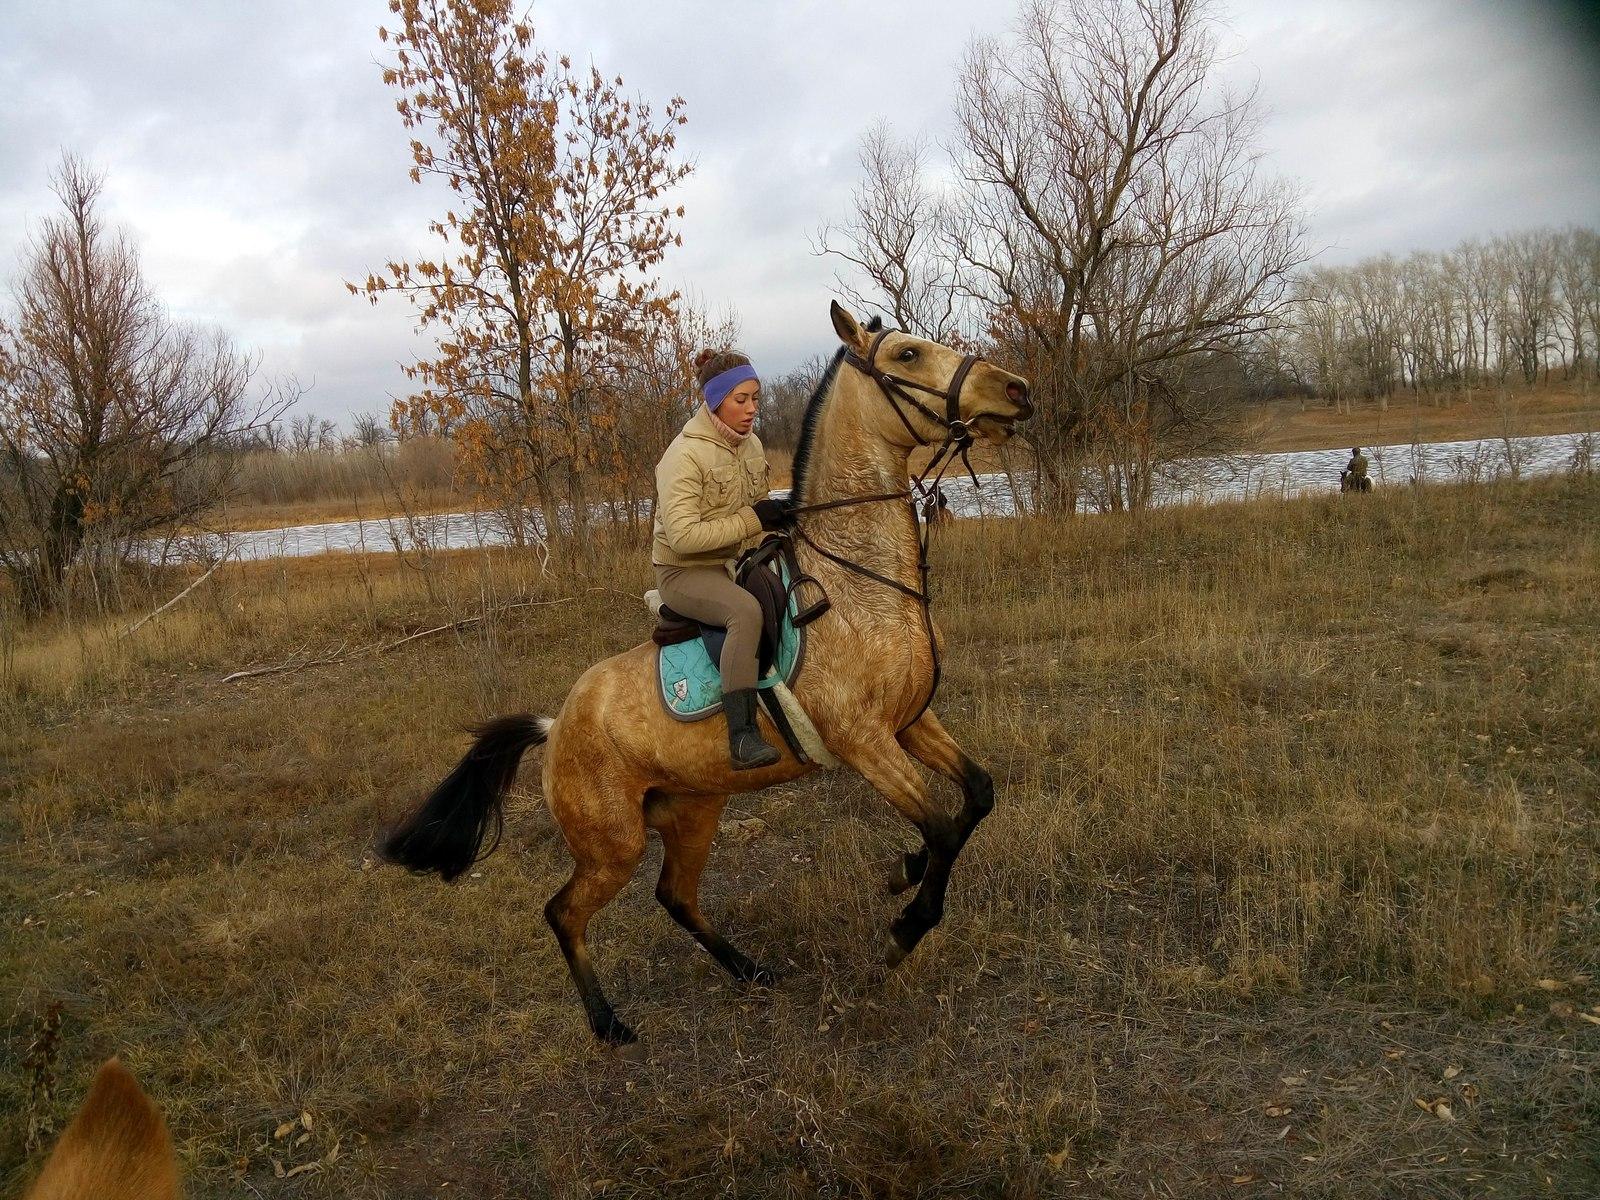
[845,327,987,495]
[783,327,996,732]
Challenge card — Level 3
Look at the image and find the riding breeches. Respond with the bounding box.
[654,563,762,692]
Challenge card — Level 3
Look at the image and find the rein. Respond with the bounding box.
[786,330,990,733]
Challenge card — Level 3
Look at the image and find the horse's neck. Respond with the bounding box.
[794,373,922,617]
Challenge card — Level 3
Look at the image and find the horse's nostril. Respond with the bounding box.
[1006,380,1032,416]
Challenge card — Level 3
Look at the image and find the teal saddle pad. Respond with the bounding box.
[656,564,805,722]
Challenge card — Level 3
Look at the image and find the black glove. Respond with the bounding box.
[753,496,795,531]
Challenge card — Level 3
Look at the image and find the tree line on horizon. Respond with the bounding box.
[3,0,1597,617]
[1267,229,1599,410]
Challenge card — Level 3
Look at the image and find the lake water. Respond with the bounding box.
[193,431,1595,563]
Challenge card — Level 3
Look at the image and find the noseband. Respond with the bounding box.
[843,328,986,494]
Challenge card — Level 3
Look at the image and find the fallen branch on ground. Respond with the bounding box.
[220,595,576,684]
[120,549,235,640]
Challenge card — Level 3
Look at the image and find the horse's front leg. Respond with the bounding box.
[886,710,994,896]
[841,717,990,967]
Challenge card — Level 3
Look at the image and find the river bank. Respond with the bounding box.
[209,383,1599,534]
[192,429,1595,562]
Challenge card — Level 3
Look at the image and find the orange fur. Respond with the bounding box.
[25,1058,180,1200]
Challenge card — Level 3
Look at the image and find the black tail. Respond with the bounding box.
[378,714,550,882]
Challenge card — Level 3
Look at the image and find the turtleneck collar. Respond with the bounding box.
[704,402,750,448]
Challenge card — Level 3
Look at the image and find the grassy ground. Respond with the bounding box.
[3,477,1598,1198]
[1248,382,1599,454]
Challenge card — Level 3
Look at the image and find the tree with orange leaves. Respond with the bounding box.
[354,0,692,544]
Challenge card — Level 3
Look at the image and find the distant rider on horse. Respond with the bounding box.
[1341,447,1372,493]
[652,349,794,770]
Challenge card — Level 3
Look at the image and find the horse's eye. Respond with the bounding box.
[897,347,918,363]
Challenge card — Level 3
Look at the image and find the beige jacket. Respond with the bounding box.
[651,405,770,569]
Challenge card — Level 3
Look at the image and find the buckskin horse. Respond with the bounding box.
[381,302,1033,1043]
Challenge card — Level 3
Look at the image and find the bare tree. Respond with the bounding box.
[349,410,394,449]
[0,155,289,615]
[757,354,832,455]
[1555,226,1598,392]
[1499,229,1562,385]
[824,0,1307,511]
[814,124,961,340]
[289,412,339,452]
[1279,227,1598,409]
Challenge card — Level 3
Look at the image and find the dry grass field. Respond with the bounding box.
[1248,382,1600,455]
[3,476,1598,1198]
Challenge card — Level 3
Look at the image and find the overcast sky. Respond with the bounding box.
[3,0,1598,426]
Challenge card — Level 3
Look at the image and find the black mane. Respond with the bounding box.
[789,315,884,504]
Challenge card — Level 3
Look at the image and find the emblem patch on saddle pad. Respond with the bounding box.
[655,605,805,721]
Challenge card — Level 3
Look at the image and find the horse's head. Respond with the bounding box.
[830,301,1032,446]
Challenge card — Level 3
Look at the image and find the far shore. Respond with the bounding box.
[210,383,1598,535]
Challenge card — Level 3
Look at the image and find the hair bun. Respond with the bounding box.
[692,348,719,369]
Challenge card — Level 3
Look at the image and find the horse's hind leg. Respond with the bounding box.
[543,779,647,1045]
[647,792,776,986]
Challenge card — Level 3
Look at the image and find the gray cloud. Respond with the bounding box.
[2,0,1596,424]
[1224,0,1600,257]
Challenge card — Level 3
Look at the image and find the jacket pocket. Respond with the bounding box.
[743,459,770,503]
[703,464,739,511]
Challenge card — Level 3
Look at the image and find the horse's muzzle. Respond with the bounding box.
[1005,380,1034,420]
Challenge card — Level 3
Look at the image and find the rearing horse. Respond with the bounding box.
[381,302,1033,1043]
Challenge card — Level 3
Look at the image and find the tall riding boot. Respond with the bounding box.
[724,688,780,771]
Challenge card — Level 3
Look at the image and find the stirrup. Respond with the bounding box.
[785,572,831,626]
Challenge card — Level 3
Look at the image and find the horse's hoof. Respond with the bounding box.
[595,1015,638,1046]
[884,936,909,970]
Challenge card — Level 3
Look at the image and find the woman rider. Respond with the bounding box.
[653,348,793,770]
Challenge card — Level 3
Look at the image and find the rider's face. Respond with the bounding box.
[717,381,760,434]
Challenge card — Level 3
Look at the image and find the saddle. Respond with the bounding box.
[648,536,834,762]
[650,550,785,674]
[652,536,828,651]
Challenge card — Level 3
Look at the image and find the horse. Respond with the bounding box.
[380,301,1033,1044]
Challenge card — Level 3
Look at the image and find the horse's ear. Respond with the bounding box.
[25,1057,180,1200]
[830,300,868,353]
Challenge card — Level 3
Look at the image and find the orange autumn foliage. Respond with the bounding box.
[352,0,692,535]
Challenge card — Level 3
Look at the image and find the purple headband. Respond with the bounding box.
[702,363,759,411]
